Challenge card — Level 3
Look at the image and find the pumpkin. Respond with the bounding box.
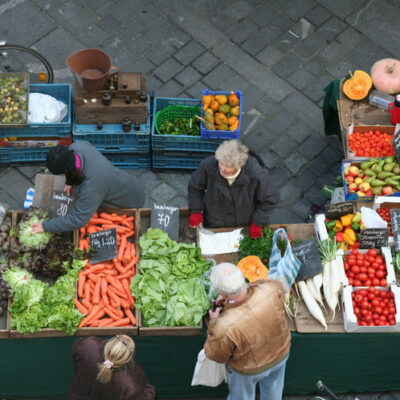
[343,70,372,100]
[237,256,268,282]
[371,58,400,94]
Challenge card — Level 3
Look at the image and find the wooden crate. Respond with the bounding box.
[136,208,203,336]
[74,208,139,336]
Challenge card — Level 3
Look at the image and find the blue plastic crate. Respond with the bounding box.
[151,97,224,152]
[200,89,242,140]
[103,151,151,169]
[152,151,213,170]
[0,84,72,138]
[0,146,49,164]
[73,97,151,151]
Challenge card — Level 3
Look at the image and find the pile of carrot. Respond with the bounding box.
[74,211,137,328]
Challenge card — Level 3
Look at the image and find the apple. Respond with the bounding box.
[356,190,366,197]
[359,182,371,192]
[355,177,364,185]
[365,190,373,197]
[346,176,355,184]
[348,183,358,192]
[344,167,350,176]
[348,166,359,177]
[382,186,393,195]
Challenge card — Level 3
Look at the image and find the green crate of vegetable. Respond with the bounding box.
[155,105,201,136]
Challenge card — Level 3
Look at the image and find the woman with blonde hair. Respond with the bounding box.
[67,335,155,400]
[188,140,279,238]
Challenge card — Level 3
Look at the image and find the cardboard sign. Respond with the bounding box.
[325,201,355,220]
[89,228,117,264]
[0,202,9,225]
[33,174,76,218]
[390,209,400,252]
[150,203,179,241]
[293,238,322,281]
[359,228,389,249]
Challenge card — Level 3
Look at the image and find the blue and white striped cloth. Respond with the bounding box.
[24,187,35,210]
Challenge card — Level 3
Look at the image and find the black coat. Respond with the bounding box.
[67,337,155,400]
[188,155,279,228]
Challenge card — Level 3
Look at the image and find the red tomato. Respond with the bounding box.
[376,270,386,279]
[372,278,380,286]
[368,249,378,257]
[380,278,387,286]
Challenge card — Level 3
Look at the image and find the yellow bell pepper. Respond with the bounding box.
[341,214,354,227]
[338,242,348,250]
[343,227,356,246]
[352,212,362,223]
[333,220,343,232]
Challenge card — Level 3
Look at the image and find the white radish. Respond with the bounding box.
[298,281,327,330]
[306,277,324,308]
[322,261,333,312]
[328,259,342,320]
[313,273,323,294]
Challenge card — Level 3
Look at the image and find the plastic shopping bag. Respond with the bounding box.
[360,207,388,228]
[191,349,227,387]
[268,228,302,293]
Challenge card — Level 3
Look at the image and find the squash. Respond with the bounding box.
[343,70,372,100]
[237,256,268,282]
[371,58,400,94]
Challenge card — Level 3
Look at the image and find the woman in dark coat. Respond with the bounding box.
[188,140,279,238]
[67,335,155,400]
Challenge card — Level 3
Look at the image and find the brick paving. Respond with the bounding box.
[1,0,400,399]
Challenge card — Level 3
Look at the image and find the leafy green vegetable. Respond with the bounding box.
[19,213,52,250]
[4,259,86,335]
[158,117,201,136]
[131,228,212,327]
[2,267,34,292]
[239,226,275,265]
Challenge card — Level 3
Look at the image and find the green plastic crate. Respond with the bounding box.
[154,105,201,135]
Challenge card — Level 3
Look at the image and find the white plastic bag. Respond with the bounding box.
[191,349,227,387]
[28,93,68,123]
[360,207,388,228]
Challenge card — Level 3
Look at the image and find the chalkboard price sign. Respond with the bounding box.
[324,201,355,220]
[390,209,400,252]
[89,228,118,264]
[359,228,389,249]
[293,238,322,281]
[150,203,179,241]
[0,202,9,225]
[48,190,76,218]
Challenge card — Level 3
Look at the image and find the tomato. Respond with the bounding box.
[359,289,368,296]
[371,299,380,307]
[372,278,380,286]
[383,309,390,317]
[354,294,363,303]
[358,273,368,281]
[389,306,396,314]
[361,309,368,316]
[354,279,362,287]
[361,301,370,309]
[348,258,356,266]
[348,278,354,285]
[368,249,378,257]
[375,306,383,314]
[344,262,350,271]
[375,256,384,264]
[371,262,379,269]
[376,270,386,279]
[380,278,387,286]
[365,279,372,286]
[368,267,375,275]
[351,266,360,274]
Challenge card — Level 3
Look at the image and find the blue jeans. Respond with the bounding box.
[226,355,289,400]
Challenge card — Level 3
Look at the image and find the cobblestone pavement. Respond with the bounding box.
[1,0,400,399]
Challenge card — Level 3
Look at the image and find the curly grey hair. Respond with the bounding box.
[215,140,249,169]
[210,262,247,296]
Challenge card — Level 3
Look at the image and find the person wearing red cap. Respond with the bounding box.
[188,140,279,239]
[32,141,145,233]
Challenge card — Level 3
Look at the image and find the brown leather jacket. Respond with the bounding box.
[67,336,155,400]
[204,279,291,375]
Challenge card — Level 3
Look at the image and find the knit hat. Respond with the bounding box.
[46,144,75,175]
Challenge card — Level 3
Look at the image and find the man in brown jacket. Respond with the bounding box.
[204,263,291,400]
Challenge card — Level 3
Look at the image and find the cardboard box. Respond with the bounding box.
[342,285,400,333]
[345,124,398,160]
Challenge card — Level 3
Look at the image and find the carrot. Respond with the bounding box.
[79,226,86,239]
[121,256,137,273]
[78,273,86,298]
[88,273,99,283]
[110,299,119,309]
[85,310,106,327]
[100,212,125,224]
[82,264,108,275]
[73,298,88,315]
[84,282,91,303]
[121,279,132,298]
[88,217,113,225]
[124,308,136,325]
[79,239,88,250]
[107,288,122,307]
[114,261,126,275]
[87,226,98,234]
[105,275,125,293]
[92,278,101,304]
[105,305,123,320]
[118,236,127,262]
[81,298,92,311]
[97,318,114,327]
[103,291,110,305]
[104,318,131,327]
[122,220,134,229]
[102,269,118,276]
[116,270,135,280]
[79,305,100,328]
[108,284,127,300]
[125,216,134,222]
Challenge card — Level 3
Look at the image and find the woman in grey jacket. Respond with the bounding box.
[32,141,145,233]
[188,140,279,238]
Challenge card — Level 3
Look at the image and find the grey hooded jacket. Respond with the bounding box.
[43,141,145,233]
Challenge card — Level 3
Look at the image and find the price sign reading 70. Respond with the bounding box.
[151,203,180,241]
